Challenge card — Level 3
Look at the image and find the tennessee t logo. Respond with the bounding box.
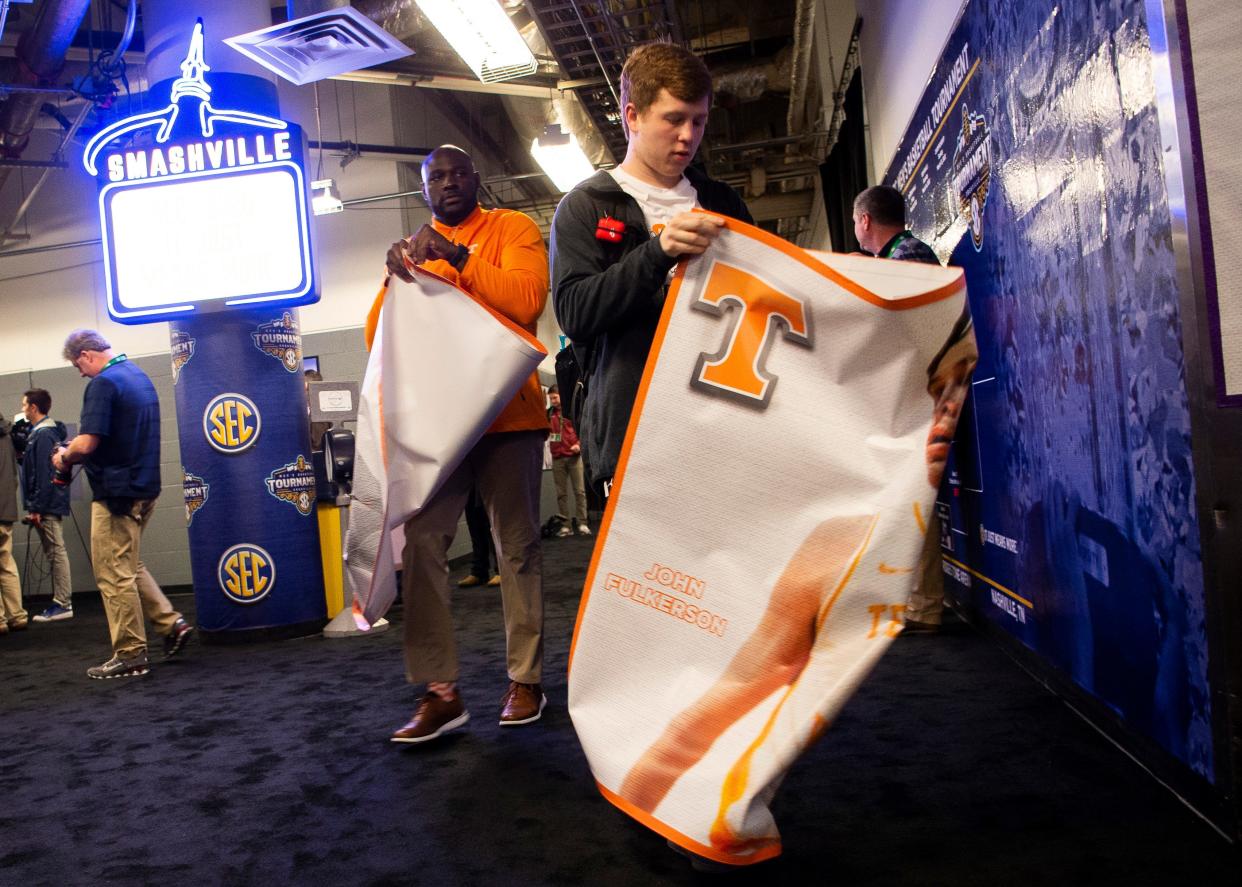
[690,261,812,407]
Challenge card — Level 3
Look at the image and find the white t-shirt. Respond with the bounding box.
[608,167,698,235]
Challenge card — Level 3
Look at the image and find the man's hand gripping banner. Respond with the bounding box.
[345,269,546,627]
[568,217,965,865]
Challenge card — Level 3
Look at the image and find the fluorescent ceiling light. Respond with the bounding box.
[530,125,595,193]
[312,179,344,215]
[414,0,537,83]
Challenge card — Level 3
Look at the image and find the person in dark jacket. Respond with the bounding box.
[851,184,978,634]
[551,42,752,500]
[852,185,939,263]
[0,415,27,634]
[20,389,74,622]
[56,330,194,678]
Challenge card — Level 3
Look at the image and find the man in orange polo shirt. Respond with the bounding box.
[373,145,549,742]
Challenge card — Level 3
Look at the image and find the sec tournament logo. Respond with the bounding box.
[204,393,261,453]
[952,105,991,251]
[183,469,209,526]
[170,330,195,383]
[265,455,317,515]
[218,543,275,604]
[252,311,302,372]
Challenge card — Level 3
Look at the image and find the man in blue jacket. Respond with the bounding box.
[21,389,74,622]
[551,43,752,502]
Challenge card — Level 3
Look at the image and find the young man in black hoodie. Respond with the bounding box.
[21,389,74,622]
[551,43,751,502]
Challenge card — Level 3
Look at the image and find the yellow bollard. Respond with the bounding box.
[318,502,344,618]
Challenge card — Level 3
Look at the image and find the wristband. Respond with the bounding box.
[452,243,470,270]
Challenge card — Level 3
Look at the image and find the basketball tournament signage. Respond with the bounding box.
[882,0,1213,780]
[568,218,964,865]
[82,21,317,324]
[171,307,326,633]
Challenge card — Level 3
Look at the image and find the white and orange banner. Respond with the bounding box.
[345,269,546,627]
[568,217,965,865]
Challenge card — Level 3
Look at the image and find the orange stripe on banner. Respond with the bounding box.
[813,514,879,634]
[695,211,966,310]
[567,262,688,675]
[709,689,789,856]
[412,265,548,354]
[913,501,927,535]
[595,780,783,867]
[878,563,913,574]
[377,281,390,471]
[708,517,878,850]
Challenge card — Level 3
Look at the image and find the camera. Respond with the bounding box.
[9,417,30,463]
[51,448,72,486]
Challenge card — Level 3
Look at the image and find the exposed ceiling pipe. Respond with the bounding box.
[785,0,817,148]
[0,0,92,158]
[0,0,92,199]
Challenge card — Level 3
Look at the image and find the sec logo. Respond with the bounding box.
[204,393,261,453]
[217,543,275,604]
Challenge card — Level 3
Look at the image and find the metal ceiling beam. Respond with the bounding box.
[526,0,684,163]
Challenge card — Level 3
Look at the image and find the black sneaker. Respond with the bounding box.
[87,653,150,680]
[164,619,195,659]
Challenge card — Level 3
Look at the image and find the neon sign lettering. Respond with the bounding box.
[83,20,318,324]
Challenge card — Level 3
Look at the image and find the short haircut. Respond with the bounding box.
[853,186,907,228]
[548,384,558,394]
[23,389,51,414]
[421,144,473,181]
[304,369,323,382]
[620,42,713,137]
[62,329,111,362]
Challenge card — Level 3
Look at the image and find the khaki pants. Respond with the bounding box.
[91,499,180,658]
[33,515,73,608]
[0,521,26,624]
[906,514,946,625]
[401,431,544,685]
[552,454,587,523]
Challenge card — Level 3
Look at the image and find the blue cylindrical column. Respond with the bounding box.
[142,0,325,638]
[172,310,325,637]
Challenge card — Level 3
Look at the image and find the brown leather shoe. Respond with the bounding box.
[498,681,546,726]
[457,574,484,588]
[486,574,501,587]
[0,620,8,635]
[7,617,27,631]
[390,692,469,743]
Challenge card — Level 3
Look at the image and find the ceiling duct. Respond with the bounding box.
[225,3,412,85]
[527,0,684,164]
[0,0,91,158]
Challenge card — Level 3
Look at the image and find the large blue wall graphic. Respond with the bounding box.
[883,0,1212,778]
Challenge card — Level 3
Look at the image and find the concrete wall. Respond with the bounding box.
[856,0,966,180]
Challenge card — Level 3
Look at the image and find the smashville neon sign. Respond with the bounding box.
[83,20,318,323]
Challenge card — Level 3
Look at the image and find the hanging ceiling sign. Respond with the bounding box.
[82,20,318,324]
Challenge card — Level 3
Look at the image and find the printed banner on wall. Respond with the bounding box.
[172,309,325,633]
[568,219,965,865]
[345,270,546,626]
[881,0,1213,777]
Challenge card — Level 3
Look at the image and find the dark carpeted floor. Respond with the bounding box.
[0,534,1237,886]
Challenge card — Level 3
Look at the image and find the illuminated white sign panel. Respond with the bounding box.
[84,21,318,324]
